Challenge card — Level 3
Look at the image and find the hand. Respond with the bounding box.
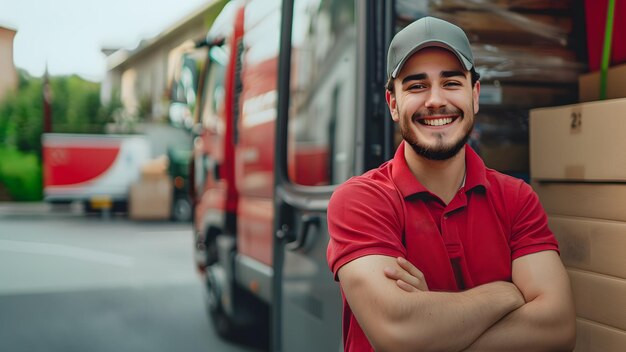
[498,281,526,309]
[383,257,429,292]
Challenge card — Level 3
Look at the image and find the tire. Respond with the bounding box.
[210,305,237,339]
[205,265,237,339]
[204,228,220,266]
[83,201,99,215]
[172,197,192,222]
[205,265,269,347]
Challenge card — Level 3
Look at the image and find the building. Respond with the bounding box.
[0,25,18,102]
[101,0,227,121]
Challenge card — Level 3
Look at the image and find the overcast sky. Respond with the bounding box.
[0,0,209,81]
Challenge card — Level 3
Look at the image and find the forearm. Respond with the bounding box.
[371,281,523,352]
[464,251,577,352]
[463,296,576,351]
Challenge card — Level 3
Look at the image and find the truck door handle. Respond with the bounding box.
[286,214,320,251]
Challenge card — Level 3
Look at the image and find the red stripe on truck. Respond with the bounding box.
[43,145,120,187]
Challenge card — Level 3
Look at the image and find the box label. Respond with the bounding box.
[570,110,582,133]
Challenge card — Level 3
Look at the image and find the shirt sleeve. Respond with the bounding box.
[326,178,406,281]
[510,181,559,260]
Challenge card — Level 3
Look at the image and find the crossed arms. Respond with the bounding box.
[337,251,576,352]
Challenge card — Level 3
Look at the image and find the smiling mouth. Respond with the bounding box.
[417,116,459,126]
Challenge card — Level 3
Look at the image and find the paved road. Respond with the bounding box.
[0,203,266,352]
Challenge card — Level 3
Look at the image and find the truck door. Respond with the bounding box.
[272,0,393,350]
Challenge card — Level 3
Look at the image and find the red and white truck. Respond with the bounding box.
[42,133,151,212]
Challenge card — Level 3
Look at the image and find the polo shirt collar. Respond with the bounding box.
[463,144,489,191]
[391,141,489,199]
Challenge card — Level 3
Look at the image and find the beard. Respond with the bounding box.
[400,105,474,161]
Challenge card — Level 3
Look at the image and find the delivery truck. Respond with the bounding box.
[42,133,151,212]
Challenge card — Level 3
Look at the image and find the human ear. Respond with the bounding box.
[472,80,480,114]
[386,90,400,122]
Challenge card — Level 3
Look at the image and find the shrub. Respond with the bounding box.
[0,147,42,201]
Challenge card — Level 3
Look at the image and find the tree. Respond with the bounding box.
[0,70,43,154]
[0,70,111,155]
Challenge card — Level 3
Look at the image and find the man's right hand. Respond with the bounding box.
[383,257,429,292]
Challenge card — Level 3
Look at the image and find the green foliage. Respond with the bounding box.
[0,70,109,155]
[0,147,42,201]
[0,71,44,154]
[49,74,106,133]
[137,94,153,120]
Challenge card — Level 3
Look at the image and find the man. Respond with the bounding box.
[326,16,576,351]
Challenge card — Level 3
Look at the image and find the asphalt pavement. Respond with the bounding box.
[0,202,265,352]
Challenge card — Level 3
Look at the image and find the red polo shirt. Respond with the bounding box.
[327,142,558,352]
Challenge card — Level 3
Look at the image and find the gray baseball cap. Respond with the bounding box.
[387,16,474,78]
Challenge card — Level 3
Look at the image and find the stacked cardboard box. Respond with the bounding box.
[129,156,173,220]
[579,63,626,102]
[530,100,626,351]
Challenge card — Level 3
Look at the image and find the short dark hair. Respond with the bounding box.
[385,67,481,93]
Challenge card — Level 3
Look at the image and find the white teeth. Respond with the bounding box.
[422,117,453,126]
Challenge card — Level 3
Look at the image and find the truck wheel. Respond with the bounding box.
[205,265,237,339]
[83,201,99,215]
[207,288,270,348]
[211,306,236,338]
[172,197,192,222]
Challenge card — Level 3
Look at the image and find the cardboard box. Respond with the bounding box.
[568,269,626,331]
[533,182,626,222]
[530,98,626,181]
[575,318,626,352]
[140,155,169,179]
[549,216,626,279]
[579,63,626,102]
[129,175,172,220]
